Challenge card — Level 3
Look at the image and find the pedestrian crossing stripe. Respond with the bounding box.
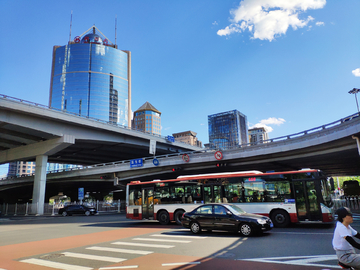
[132,237,191,243]
[86,246,153,255]
[111,241,174,248]
[62,252,126,263]
[20,258,92,270]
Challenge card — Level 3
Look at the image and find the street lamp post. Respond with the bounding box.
[348,88,360,113]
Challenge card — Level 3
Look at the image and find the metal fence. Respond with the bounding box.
[0,200,125,216]
[333,196,360,212]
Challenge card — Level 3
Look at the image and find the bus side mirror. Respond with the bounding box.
[330,177,335,191]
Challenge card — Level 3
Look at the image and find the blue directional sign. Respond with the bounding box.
[78,187,84,200]
[166,135,175,143]
[153,158,159,166]
[130,158,143,168]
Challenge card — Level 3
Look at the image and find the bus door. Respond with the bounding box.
[203,185,222,203]
[293,180,322,222]
[142,188,154,220]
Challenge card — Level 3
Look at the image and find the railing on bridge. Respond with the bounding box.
[0,200,126,216]
[0,94,193,145]
[1,93,360,182]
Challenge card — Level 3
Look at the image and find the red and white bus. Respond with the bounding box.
[126,169,335,227]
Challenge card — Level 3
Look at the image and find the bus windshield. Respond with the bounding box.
[321,178,333,208]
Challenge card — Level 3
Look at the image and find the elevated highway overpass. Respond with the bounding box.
[2,110,360,209]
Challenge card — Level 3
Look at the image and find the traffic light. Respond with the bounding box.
[100,175,110,179]
[172,167,183,172]
[216,163,227,167]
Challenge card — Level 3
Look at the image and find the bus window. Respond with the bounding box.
[154,186,170,204]
[244,179,265,202]
[203,186,212,203]
[129,188,142,205]
[265,181,292,202]
[214,185,222,203]
[170,186,185,203]
[224,184,243,203]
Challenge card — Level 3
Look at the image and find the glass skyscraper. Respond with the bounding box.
[208,110,248,150]
[49,26,131,126]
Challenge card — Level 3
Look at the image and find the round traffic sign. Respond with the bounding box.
[153,158,159,166]
[214,151,223,160]
[182,154,190,162]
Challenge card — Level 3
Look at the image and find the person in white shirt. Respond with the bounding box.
[332,207,360,269]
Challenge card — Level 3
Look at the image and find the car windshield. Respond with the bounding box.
[226,204,246,215]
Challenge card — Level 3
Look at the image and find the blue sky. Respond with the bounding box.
[0,0,359,176]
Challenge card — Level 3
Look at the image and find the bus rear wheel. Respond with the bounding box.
[158,211,170,225]
[174,210,185,225]
[271,210,290,228]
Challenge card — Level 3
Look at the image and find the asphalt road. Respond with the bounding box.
[0,212,357,270]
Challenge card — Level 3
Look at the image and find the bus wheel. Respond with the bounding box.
[271,210,290,228]
[158,211,170,225]
[174,210,185,225]
[190,222,201,234]
[239,223,253,236]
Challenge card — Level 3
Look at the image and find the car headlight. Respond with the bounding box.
[257,218,267,224]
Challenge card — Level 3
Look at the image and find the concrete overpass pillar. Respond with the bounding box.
[32,155,48,215]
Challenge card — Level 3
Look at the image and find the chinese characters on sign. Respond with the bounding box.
[130,158,143,168]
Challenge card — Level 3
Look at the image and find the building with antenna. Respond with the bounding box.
[49,26,131,127]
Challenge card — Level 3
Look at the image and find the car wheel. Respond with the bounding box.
[174,210,185,225]
[62,211,68,217]
[85,211,90,216]
[271,210,290,228]
[239,223,253,236]
[158,211,170,225]
[190,222,201,234]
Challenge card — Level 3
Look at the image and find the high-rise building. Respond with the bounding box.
[7,161,36,177]
[208,110,248,150]
[173,131,202,147]
[49,26,131,127]
[248,127,269,145]
[132,102,161,135]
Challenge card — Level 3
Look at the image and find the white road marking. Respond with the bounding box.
[133,237,191,243]
[162,262,201,266]
[151,234,207,239]
[112,241,174,248]
[20,258,92,270]
[272,232,333,235]
[62,252,126,262]
[241,255,341,269]
[86,246,153,255]
[98,266,138,269]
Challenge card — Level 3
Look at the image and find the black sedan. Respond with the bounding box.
[181,203,273,236]
[58,205,97,216]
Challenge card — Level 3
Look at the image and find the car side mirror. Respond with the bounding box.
[226,211,232,216]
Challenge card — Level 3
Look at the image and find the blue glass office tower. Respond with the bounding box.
[208,110,248,150]
[49,26,131,126]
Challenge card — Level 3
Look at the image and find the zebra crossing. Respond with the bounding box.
[17,231,207,270]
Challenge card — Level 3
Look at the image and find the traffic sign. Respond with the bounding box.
[182,154,190,162]
[130,158,143,168]
[153,158,159,166]
[78,188,84,200]
[214,151,223,160]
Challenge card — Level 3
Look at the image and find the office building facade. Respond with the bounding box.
[49,26,131,127]
[208,110,248,150]
[7,161,36,177]
[132,102,161,135]
[173,131,202,147]
[248,127,269,145]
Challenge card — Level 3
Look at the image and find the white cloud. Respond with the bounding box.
[217,0,326,41]
[249,117,286,132]
[316,21,325,26]
[352,68,360,77]
[212,21,218,26]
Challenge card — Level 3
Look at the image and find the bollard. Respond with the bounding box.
[5,203,8,216]
[25,202,29,216]
[14,203,17,216]
[97,200,99,211]
[118,199,121,213]
[51,203,55,216]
